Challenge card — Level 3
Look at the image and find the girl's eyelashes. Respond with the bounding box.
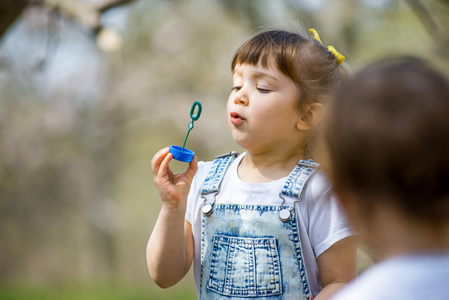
[231,85,272,93]
[257,87,271,93]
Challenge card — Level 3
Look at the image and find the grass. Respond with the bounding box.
[0,283,197,300]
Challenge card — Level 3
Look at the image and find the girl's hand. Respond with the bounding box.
[151,147,198,208]
[148,147,197,287]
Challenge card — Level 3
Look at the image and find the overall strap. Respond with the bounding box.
[201,151,239,196]
[281,159,320,199]
[278,159,320,222]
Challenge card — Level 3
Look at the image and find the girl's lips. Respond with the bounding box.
[230,112,245,125]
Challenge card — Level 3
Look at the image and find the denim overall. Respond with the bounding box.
[200,152,319,299]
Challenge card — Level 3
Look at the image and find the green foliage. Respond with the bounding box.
[0,283,197,300]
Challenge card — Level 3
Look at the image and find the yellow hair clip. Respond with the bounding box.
[327,46,345,65]
[309,28,322,44]
[308,28,345,64]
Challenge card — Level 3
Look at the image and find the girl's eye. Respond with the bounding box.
[232,86,242,92]
[257,87,271,93]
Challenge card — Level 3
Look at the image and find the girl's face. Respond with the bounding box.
[227,58,303,154]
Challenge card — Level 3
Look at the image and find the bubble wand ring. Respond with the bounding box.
[170,101,202,162]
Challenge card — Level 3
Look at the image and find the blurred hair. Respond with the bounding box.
[231,29,347,110]
[326,57,449,224]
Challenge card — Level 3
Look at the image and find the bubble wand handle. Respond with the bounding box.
[181,101,202,152]
[181,123,194,151]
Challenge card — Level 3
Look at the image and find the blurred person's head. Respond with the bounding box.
[326,57,449,256]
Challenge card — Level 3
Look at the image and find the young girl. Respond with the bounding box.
[148,29,356,300]
[327,58,449,300]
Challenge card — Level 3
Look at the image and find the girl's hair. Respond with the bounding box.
[231,29,347,111]
[326,57,449,225]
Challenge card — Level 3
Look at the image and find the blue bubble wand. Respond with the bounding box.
[170,101,202,162]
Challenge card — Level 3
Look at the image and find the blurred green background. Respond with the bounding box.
[0,0,448,299]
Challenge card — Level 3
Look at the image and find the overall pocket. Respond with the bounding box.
[207,234,282,297]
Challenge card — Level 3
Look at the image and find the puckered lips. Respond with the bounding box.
[230,112,246,125]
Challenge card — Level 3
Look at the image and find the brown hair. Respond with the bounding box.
[231,29,347,111]
[326,57,449,224]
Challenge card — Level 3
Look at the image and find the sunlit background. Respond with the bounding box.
[0,0,448,299]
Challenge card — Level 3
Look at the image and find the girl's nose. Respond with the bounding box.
[233,89,249,105]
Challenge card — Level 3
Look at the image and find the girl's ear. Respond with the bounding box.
[296,103,325,130]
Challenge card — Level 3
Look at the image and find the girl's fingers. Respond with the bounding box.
[151,147,170,177]
[152,148,198,190]
[184,156,198,181]
[158,151,173,179]
[167,164,174,179]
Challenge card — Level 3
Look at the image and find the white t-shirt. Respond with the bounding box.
[185,153,353,298]
[331,250,449,300]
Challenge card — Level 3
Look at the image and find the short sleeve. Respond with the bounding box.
[185,161,212,226]
[306,174,354,257]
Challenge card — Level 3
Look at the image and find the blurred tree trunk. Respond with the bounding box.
[0,0,136,41]
[406,0,449,57]
[0,0,28,39]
